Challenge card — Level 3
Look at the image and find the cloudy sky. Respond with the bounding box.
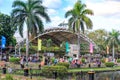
[0,0,120,32]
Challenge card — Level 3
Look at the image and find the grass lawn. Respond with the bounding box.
[0,74,54,80]
[68,66,120,73]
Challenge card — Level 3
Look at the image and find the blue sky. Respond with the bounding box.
[0,0,120,32]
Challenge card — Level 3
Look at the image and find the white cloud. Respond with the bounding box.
[49,16,63,26]
[63,6,72,12]
[85,0,120,31]
[45,16,65,29]
[47,9,58,16]
[86,0,120,17]
[43,0,62,9]
[91,16,120,31]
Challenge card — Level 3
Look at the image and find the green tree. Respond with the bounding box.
[43,39,53,52]
[43,39,53,48]
[11,0,50,66]
[65,0,93,58]
[60,41,66,49]
[105,29,120,61]
[0,12,17,47]
[87,29,108,54]
[46,39,52,48]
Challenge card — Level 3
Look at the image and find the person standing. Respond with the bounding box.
[20,57,24,69]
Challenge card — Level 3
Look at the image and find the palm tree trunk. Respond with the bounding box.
[26,29,29,67]
[77,32,80,59]
[19,47,21,57]
[26,19,29,67]
[112,45,115,62]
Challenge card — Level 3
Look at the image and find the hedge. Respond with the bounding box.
[81,58,85,63]
[105,62,114,67]
[9,57,20,64]
[41,66,67,78]
[56,62,70,68]
[117,59,120,63]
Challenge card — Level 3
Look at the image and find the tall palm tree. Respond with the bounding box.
[11,0,50,66]
[105,29,120,62]
[65,0,93,58]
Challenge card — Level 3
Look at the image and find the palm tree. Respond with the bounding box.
[11,0,50,66]
[105,29,120,62]
[65,0,93,58]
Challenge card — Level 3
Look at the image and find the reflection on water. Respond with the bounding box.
[95,71,120,80]
[67,71,120,80]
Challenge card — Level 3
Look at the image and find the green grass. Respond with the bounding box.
[8,66,120,74]
[68,66,120,73]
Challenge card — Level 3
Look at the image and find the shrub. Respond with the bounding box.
[41,66,67,79]
[101,58,105,63]
[105,62,114,67]
[81,58,85,63]
[56,62,70,68]
[2,74,14,80]
[9,57,20,64]
[51,57,55,63]
[117,59,120,63]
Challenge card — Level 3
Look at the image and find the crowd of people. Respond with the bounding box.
[18,54,118,69]
[20,55,40,69]
[39,55,102,68]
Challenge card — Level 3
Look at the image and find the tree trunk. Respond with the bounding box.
[26,29,29,67]
[77,32,80,59]
[112,45,115,62]
[19,47,21,57]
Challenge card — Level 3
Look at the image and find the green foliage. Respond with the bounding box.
[21,45,65,53]
[101,58,105,63]
[29,46,37,54]
[42,46,62,52]
[0,12,17,46]
[80,44,89,50]
[117,59,120,63]
[105,62,114,67]
[56,62,70,68]
[37,76,44,80]
[87,29,108,53]
[42,39,53,47]
[65,0,94,56]
[105,30,120,53]
[41,66,68,78]
[65,0,93,33]
[21,47,26,52]
[11,0,50,37]
[51,57,55,63]
[2,74,14,80]
[9,57,20,64]
[81,58,85,63]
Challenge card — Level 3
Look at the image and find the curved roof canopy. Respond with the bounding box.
[33,27,98,49]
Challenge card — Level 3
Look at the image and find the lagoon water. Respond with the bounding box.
[95,71,120,80]
[67,71,120,80]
